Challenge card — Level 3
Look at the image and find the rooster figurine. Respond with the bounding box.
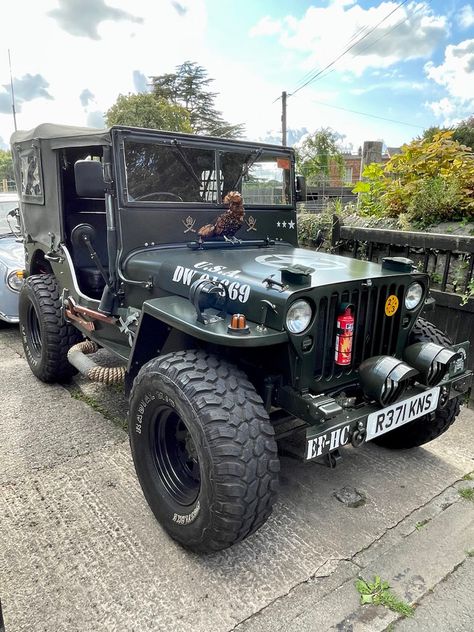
[198,191,245,243]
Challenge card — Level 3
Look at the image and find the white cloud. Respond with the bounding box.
[250,1,447,76]
[425,39,474,124]
[48,0,143,40]
[458,5,474,29]
[425,38,474,124]
[425,97,456,119]
[249,16,281,37]
[0,0,208,142]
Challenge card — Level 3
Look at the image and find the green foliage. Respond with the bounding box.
[419,126,445,143]
[458,487,474,501]
[452,116,474,152]
[297,201,350,246]
[461,279,474,306]
[296,127,344,186]
[355,131,474,226]
[415,519,429,530]
[0,149,14,181]
[406,177,462,228]
[355,576,414,617]
[353,163,386,216]
[462,472,473,481]
[150,61,244,138]
[105,93,192,132]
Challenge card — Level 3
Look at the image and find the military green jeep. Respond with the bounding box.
[11,124,472,552]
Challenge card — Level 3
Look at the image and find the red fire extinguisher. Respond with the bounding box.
[335,306,354,366]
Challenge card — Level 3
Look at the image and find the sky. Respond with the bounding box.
[0,0,473,152]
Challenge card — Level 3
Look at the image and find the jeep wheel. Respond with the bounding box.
[373,318,461,449]
[19,274,82,382]
[129,350,280,552]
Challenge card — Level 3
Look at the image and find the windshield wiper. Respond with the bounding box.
[231,148,263,191]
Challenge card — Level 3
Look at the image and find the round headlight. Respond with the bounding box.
[286,299,313,334]
[7,270,23,292]
[405,282,423,310]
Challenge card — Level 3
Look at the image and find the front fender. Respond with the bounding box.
[126,296,288,394]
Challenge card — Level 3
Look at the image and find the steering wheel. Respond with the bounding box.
[134,191,184,202]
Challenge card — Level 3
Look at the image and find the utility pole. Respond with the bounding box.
[8,49,17,132]
[281,91,287,146]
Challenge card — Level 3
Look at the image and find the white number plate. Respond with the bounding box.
[366,387,440,441]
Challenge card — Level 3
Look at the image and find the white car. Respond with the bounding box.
[0,193,24,324]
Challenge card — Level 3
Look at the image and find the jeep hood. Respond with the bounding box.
[125,244,401,290]
[124,244,412,328]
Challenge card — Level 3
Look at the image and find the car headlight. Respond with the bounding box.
[405,282,423,310]
[7,270,23,292]
[286,299,313,334]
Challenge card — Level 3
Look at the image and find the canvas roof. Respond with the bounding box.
[11,123,111,148]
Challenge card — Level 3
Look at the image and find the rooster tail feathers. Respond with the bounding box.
[198,224,216,238]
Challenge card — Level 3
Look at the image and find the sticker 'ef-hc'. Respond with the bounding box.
[385,294,399,316]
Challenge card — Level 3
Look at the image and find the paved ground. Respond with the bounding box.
[0,324,473,632]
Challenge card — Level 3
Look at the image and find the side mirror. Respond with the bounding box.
[74,160,105,198]
[295,175,306,202]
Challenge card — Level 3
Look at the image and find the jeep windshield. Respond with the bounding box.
[122,139,292,207]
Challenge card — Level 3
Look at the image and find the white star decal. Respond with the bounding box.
[277,221,281,227]
[288,220,295,229]
[282,221,287,228]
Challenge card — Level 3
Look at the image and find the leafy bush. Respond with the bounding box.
[405,177,462,227]
[354,131,474,226]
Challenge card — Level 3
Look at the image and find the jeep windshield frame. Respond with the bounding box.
[113,129,294,210]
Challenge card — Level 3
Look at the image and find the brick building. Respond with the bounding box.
[327,142,401,187]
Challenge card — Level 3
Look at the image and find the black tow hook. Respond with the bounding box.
[324,449,343,468]
[351,421,366,447]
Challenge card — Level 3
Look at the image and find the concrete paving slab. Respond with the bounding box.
[0,355,126,484]
[1,415,473,632]
[393,557,474,632]
[1,326,473,632]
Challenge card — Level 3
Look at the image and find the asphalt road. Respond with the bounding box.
[0,324,473,632]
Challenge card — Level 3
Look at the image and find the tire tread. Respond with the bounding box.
[130,350,279,552]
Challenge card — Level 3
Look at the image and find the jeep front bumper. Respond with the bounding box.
[284,370,472,462]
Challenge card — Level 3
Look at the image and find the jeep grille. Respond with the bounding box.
[314,282,405,381]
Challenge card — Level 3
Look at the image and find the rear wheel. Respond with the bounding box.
[129,350,280,552]
[19,274,82,382]
[373,318,461,449]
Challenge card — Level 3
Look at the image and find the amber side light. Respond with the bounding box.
[228,313,250,335]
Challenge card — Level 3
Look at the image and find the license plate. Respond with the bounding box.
[366,387,440,441]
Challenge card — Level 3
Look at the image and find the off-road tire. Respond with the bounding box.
[19,274,82,382]
[373,318,461,449]
[129,350,280,552]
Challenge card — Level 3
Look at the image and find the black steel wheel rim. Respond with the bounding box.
[27,303,42,358]
[151,405,201,506]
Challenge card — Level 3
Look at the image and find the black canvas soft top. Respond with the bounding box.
[10,123,111,149]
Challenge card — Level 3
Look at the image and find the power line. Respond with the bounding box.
[289,0,410,97]
[293,21,374,90]
[296,2,427,89]
[311,99,424,129]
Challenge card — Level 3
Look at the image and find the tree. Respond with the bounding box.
[452,116,474,152]
[0,149,14,182]
[150,61,244,138]
[296,128,344,186]
[419,126,445,143]
[105,93,192,132]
